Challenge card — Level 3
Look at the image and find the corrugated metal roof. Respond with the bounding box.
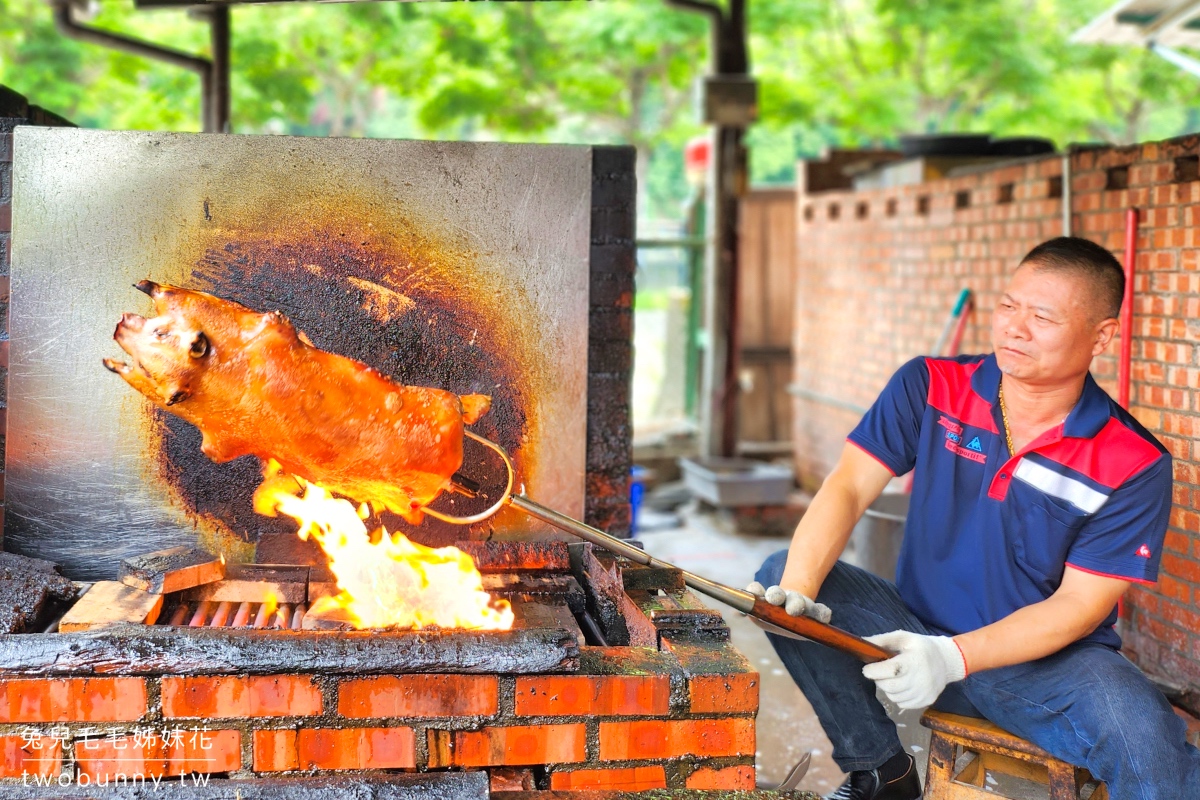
[1073,0,1200,47]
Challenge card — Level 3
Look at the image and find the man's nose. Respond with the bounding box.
[1004,311,1031,339]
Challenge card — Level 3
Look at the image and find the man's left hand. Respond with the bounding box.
[861,631,968,710]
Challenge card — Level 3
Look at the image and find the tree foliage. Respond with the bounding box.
[0,0,1196,214]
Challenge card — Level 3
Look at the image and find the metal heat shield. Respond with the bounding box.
[7,129,592,579]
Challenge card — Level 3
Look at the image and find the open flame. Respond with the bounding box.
[252,460,513,631]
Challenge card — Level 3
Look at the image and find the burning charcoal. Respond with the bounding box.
[119,546,225,594]
[0,576,51,634]
[0,552,79,602]
[455,540,571,573]
[0,553,81,634]
[58,581,163,632]
[0,551,66,576]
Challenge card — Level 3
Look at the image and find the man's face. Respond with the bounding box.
[992,263,1115,384]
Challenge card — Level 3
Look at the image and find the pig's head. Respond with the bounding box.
[103,280,273,409]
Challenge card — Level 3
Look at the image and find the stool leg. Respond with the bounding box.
[1047,760,1081,800]
[925,734,957,800]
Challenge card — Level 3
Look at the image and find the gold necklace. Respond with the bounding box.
[998,382,1015,457]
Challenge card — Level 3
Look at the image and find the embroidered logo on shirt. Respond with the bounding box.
[937,415,963,435]
[938,415,986,463]
[1136,544,1152,558]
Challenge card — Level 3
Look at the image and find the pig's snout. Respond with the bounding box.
[115,313,147,336]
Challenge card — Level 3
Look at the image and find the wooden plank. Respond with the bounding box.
[737,363,774,442]
[307,563,339,603]
[483,572,580,596]
[621,562,685,593]
[765,192,798,347]
[301,603,356,631]
[738,193,767,349]
[570,544,631,646]
[770,359,794,444]
[619,591,660,648]
[977,751,1049,785]
[119,546,225,594]
[58,582,163,632]
[0,623,580,675]
[182,564,308,604]
[922,711,1055,759]
[511,597,584,646]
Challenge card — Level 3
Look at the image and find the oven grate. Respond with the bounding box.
[162,599,307,630]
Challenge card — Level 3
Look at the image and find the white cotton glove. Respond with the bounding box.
[861,630,968,710]
[746,581,833,624]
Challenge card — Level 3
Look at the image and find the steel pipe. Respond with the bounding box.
[51,0,228,132]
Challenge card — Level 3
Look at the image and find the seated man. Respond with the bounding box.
[753,237,1200,800]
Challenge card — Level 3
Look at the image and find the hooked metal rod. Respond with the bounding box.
[505,493,757,615]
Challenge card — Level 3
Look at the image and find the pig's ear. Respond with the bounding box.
[135,280,177,315]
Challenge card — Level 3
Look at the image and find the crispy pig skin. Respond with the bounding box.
[104,281,491,523]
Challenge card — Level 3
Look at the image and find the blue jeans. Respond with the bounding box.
[756,550,1200,798]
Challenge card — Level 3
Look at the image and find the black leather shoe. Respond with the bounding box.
[824,753,921,800]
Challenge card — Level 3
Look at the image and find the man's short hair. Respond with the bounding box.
[1019,237,1125,320]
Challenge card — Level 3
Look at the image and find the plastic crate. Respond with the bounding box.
[679,457,794,507]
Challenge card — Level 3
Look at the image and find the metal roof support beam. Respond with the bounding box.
[50,0,229,132]
[1150,41,1200,77]
[1140,0,1200,38]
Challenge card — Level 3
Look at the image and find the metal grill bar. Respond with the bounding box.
[162,599,307,630]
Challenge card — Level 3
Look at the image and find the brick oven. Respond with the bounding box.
[0,104,759,796]
[0,542,758,795]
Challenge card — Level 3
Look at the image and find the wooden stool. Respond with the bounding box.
[920,710,1108,799]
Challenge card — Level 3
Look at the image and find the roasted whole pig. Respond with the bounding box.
[104,281,491,523]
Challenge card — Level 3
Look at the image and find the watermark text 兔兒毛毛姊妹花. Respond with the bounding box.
[17,724,219,789]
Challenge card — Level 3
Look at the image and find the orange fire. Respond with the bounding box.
[252,460,513,631]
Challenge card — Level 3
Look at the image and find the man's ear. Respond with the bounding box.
[1093,317,1119,356]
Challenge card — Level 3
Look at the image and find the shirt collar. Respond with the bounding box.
[970,353,1111,440]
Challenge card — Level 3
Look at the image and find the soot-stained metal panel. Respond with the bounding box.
[7,128,591,579]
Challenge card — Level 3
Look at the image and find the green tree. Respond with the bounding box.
[748,0,1200,182]
[2,0,1200,210]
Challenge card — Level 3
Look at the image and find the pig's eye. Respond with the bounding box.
[189,332,210,359]
[153,328,169,340]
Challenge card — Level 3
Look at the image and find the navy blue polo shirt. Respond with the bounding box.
[847,354,1172,649]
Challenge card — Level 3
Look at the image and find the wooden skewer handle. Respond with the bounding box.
[750,599,894,663]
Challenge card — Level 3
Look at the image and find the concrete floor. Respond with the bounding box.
[637,506,931,796]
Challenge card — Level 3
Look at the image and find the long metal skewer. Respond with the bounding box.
[427,431,892,663]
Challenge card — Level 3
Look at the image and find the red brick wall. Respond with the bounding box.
[0,643,757,789]
[791,133,1200,692]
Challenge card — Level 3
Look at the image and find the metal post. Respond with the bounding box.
[705,124,747,457]
[684,190,706,418]
[209,5,231,133]
[665,0,750,458]
[51,0,225,133]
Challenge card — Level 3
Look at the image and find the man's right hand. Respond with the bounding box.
[747,581,832,624]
